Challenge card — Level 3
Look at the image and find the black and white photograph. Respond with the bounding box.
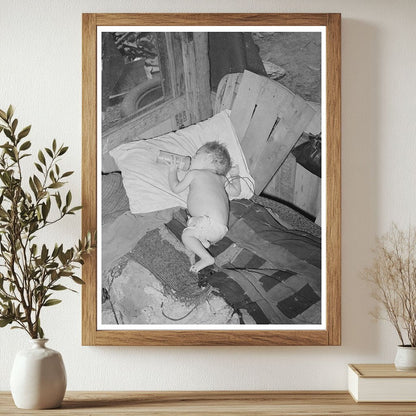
[98,28,325,329]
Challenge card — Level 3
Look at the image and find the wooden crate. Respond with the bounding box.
[229,70,317,195]
[215,70,321,218]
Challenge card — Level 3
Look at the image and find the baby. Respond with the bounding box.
[168,141,241,272]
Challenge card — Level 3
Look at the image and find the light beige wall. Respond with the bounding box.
[1,0,415,390]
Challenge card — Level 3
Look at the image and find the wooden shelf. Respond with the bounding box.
[1,391,416,415]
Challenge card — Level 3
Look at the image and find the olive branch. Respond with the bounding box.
[0,105,94,338]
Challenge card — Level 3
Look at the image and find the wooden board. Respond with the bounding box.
[240,79,293,170]
[263,157,321,219]
[181,32,212,125]
[214,72,242,114]
[250,95,316,194]
[1,391,416,415]
[230,70,264,140]
[181,32,200,125]
[294,164,321,217]
[305,101,321,134]
[193,32,213,121]
[229,71,316,195]
[102,96,187,153]
[263,153,297,202]
[163,32,185,98]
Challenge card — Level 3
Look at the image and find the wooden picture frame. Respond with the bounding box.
[82,13,341,346]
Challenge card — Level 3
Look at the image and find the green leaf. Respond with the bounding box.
[52,139,57,152]
[29,177,37,196]
[3,128,12,140]
[72,276,85,285]
[31,244,38,256]
[0,292,12,302]
[65,191,72,207]
[58,146,68,156]
[48,182,64,189]
[0,317,13,327]
[41,244,48,262]
[34,162,43,173]
[43,299,62,307]
[69,206,82,212]
[6,105,14,121]
[38,325,44,339]
[19,140,31,151]
[41,202,50,220]
[50,285,68,291]
[55,192,62,208]
[29,222,39,234]
[11,118,18,133]
[45,147,53,158]
[50,270,58,281]
[51,244,59,258]
[38,150,46,165]
[58,252,67,265]
[18,125,31,140]
[0,109,7,121]
[56,244,63,257]
[33,175,42,192]
[61,171,74,178]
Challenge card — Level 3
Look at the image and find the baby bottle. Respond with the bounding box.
[156,150,191,170]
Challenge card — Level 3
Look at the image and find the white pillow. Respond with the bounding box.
[110,110,254,214]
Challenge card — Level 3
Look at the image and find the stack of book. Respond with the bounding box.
[348,364,416,402]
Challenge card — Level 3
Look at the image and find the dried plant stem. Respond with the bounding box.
[363,224,416,347]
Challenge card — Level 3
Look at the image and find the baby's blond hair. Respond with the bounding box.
[196,141,232,176]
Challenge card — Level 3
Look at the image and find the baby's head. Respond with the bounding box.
[194,141,231,175]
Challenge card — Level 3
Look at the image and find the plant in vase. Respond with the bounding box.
[0,106,94,409]
[363,223,416,370]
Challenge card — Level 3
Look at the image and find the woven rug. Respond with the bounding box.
[127,228,208,304]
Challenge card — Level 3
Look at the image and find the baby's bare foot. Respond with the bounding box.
[190,257,215,273]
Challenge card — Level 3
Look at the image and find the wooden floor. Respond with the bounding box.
[1,391,416,415]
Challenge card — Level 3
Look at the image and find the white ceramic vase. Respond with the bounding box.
[394,345,416,371]
[10,338,67,409]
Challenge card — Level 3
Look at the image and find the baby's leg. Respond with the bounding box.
[182,228,214,273]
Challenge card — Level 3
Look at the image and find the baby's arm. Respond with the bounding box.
[168,165,194,194]
[225,165,242,198]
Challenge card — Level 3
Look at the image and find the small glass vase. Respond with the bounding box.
[10,338,67,409]
[394,345,416,371]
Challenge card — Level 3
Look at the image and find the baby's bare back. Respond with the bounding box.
[187,170,229,225]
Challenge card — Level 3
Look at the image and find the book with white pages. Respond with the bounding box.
[348,364,416,402]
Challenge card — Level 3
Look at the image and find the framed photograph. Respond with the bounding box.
[82,13,341,346]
